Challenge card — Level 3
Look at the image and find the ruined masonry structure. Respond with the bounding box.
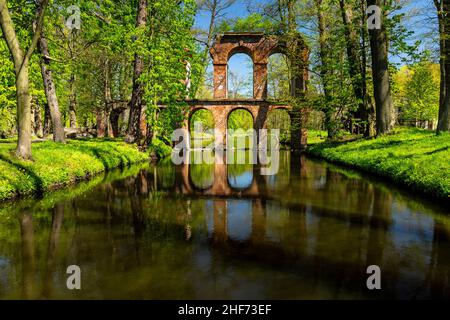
[186,32,309,149]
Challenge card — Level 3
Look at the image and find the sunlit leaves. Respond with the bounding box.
[138,0,202,139]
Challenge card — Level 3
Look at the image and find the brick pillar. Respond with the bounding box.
[290,107,308,151]
[213,200,228,242]
[213,64,227,99]
[251,199,266,243]
[212,108,227,148]
[253,63,268,99]
[181,117,190,149]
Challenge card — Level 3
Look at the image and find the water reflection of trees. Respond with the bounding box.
[1,153,450,299]
[190,163,214,190]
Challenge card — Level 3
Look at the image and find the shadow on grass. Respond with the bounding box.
[311,138,414,155]
[394,146,450,160]
[71,144,133,171]
[422,146,449,155]
[0,154,45,195]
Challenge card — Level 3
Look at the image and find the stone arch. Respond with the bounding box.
[227,46,255,62]
[210,33,308,100]
[227,107,256,150]
[265,106,291,126]
[227,107,255,129]
[188,108,215,132]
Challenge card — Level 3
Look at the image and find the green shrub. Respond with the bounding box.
[148,138,173,159]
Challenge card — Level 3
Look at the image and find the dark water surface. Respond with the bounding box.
[0,151,449,299]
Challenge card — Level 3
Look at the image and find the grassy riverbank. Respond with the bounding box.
[307,128,450,200]
[0,139,148,202]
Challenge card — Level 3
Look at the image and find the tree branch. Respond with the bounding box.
[19,0,49,74]
[0,0,24,72]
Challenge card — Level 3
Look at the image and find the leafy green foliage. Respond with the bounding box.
[267,53,290,100]
[394,60,439,124]
[227,109,253,130]
[216,12,278,33]
[139,0,202,142]
[148,137,173,159]
[266,109,291,144]
[0,0,46,138]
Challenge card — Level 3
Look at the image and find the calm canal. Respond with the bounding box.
[0,151,449,299]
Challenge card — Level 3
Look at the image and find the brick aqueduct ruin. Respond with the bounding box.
[185,32,310,149]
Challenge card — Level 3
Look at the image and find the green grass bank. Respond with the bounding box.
[307,128,450,200]
[0,139,148,202]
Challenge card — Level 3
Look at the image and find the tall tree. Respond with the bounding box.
[315,0,337,138]
[37,0,65,142]
[125,0,148,144]
[0,0,49,159]
[339,0,370,136]
[435,0,450,132]
[367,0,394,135]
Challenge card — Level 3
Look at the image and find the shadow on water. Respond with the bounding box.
[0,150,449,299]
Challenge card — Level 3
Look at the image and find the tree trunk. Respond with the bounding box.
[38,35,66,142]
[103,59,115,138]
[34,98,43,138]
[110,107,122,137]
[436,0,450,132]
[125,0,148,144]
[96,110,107,138]
[339,0,370,136]
[368,0,394,135]
[315,0,336,139]
[0,0,48,159]
[360,0,376,136]
[68,73,77,128]
[43,103,51,136]
[15,63,33,158]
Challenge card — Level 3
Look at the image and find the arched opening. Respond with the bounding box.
[189,109,215,148]
[227,53,253,99]
[266,108,291,146]
[227,108,254,150]
[267,53,290,100]
[227,108,253,131]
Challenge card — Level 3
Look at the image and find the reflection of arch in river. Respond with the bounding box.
[174,151,266,198]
